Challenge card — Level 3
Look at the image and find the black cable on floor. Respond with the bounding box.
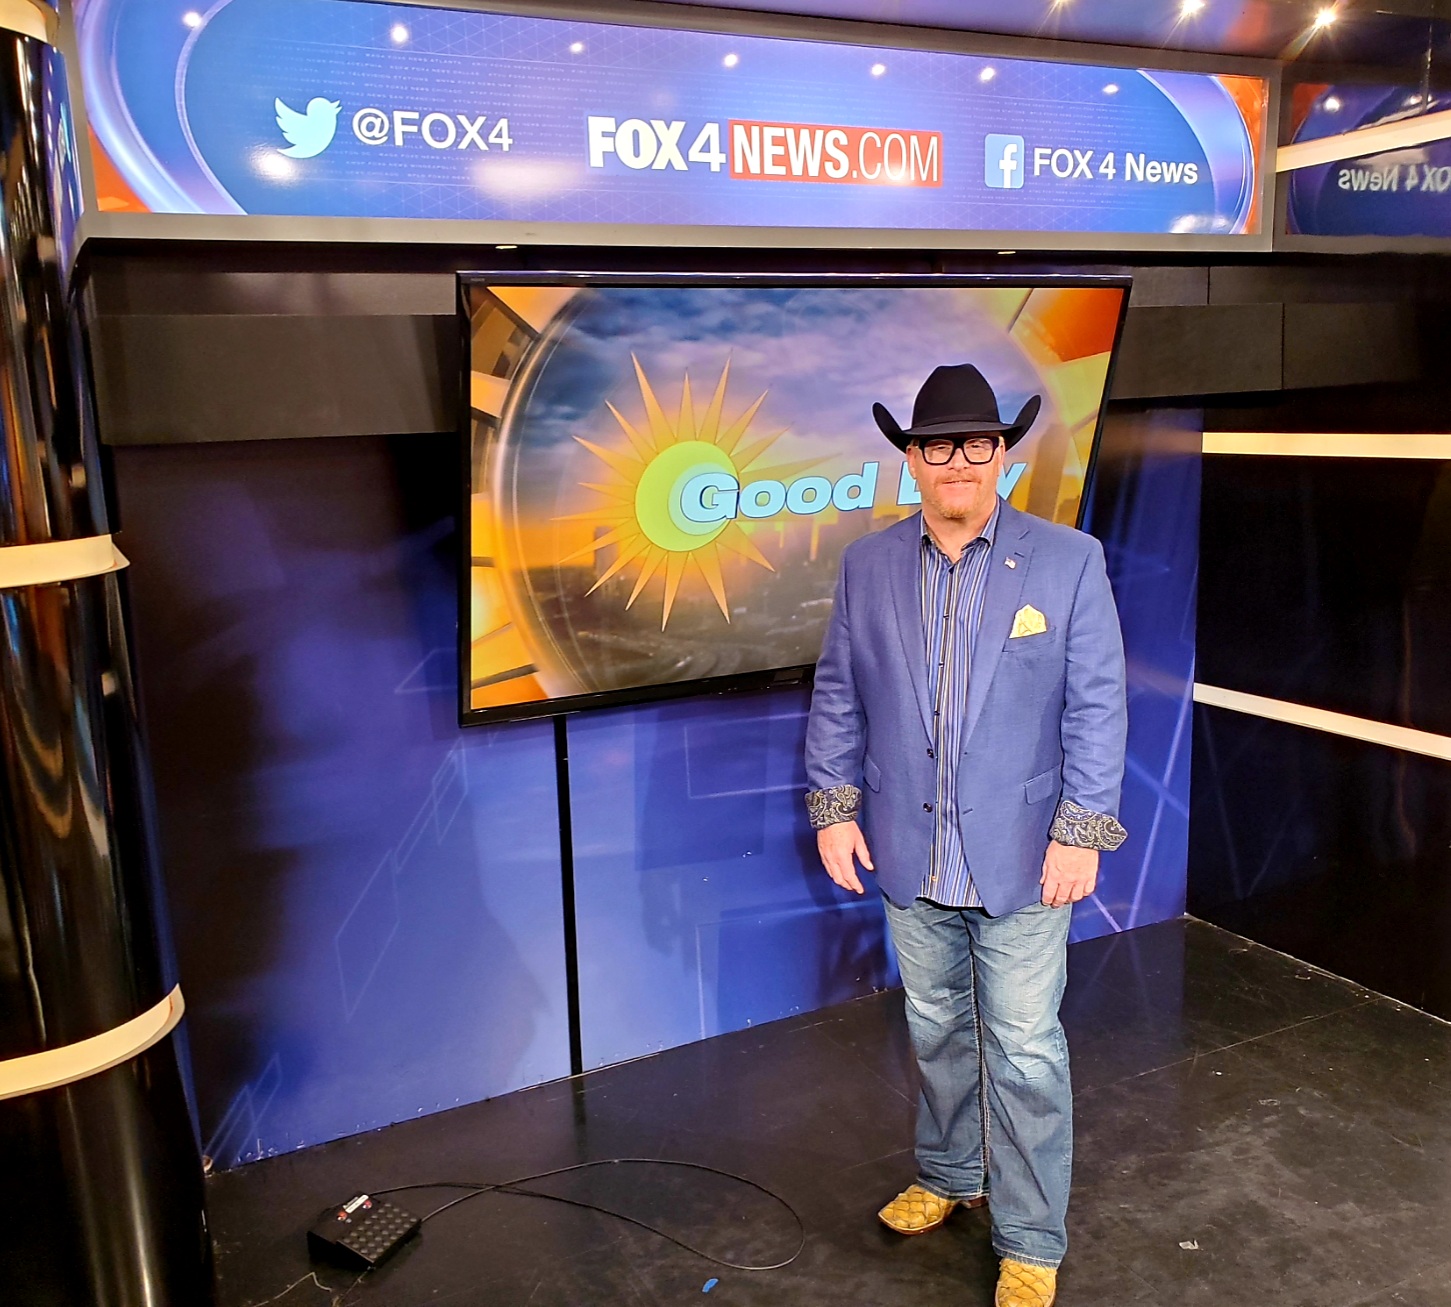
[371,1157,807,1272]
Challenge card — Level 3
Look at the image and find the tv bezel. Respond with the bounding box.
[457,271,1132,728]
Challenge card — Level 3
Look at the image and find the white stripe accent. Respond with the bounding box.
[1277,107,1451,173]
[0,0,54,43]
[1203,432,1451,459]
[0,535,129,589]
[1194,684,1451,762]
[0,985,185,1101]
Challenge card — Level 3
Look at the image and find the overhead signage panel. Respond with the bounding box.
[1285,84,1451,240]
[76,0,1268,243]
[43,46,83,281]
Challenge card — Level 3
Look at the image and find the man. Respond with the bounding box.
[804,364,1127,1307]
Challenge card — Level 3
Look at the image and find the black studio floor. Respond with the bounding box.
[210,918,1451,1307]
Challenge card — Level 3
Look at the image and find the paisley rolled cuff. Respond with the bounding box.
[805,784,862,830]
[1050,799,1128,851]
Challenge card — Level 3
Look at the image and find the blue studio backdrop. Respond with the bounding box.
[112,407,1197,1168]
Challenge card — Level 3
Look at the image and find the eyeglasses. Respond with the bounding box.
[916,435,1002,465]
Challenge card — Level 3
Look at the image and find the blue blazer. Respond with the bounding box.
[805,501,1127,915]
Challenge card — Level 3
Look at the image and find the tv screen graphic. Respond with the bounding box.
[462,276,1129,724]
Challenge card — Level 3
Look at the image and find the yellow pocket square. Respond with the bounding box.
[1009,604,1048,639]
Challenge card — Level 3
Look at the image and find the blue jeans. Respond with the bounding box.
[883,894,1073,1269]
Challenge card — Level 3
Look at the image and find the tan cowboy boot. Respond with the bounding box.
[995,1258,1057,1307]
[877,1183,986,1234]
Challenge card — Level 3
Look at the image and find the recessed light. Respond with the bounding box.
[723,52,739,68]
[569,41,584,54]
[870,63,887,77]
[1103,83,1119,95]
[979,66,996,83]
[390,23,409,44]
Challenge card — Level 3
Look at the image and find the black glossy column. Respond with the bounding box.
[0,26,212,1307]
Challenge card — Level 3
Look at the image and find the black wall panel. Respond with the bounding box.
[92,314,459,444]
[1190,705,1451,1017]
[1113,303,1283,397]
[84,247,1451,447]
[1192,452,1451,1018]
[1198,455,1451,737]
[1281,301,1421,392]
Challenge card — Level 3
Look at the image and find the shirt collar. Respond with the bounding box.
[920,497,1001,558]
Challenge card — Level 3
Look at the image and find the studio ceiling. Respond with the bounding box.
[665,0,1448,71]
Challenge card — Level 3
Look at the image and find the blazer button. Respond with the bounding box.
[926,748,935,759]
[923,802,933,812]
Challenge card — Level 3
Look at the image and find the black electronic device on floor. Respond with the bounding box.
[307,1193,421,1269]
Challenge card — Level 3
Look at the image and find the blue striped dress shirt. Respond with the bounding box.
[918,501,999,907]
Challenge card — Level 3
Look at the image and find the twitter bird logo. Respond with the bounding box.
[275,97,341,159]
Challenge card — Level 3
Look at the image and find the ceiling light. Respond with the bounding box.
[1180,0,1205,15]
[1313,6,1337,29]
[870,63,886,77]
[979,66,996,82]
[723,52,739,68]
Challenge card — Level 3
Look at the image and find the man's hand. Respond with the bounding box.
[817,820,874,895]
[1040,840,1098,908]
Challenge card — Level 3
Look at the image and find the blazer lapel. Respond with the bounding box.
[963,504,1032,747]
[888,514,933,741]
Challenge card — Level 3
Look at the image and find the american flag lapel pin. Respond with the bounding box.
[1005,558,1017,569]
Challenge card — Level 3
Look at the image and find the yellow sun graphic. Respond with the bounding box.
[557,356,822,629]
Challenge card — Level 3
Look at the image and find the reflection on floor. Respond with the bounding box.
[208,917,1451,1307]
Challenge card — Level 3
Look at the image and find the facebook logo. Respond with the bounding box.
[985,134,1025,189]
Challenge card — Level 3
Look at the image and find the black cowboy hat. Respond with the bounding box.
[872,363,1042,453]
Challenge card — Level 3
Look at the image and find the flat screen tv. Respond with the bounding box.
[460,273,1130,725]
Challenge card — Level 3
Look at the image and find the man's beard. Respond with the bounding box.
[923,479,987,521]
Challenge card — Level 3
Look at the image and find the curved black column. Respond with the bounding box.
[0,23,213,1307]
